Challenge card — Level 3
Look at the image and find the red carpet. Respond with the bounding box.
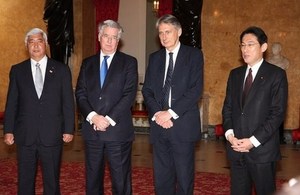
[0,159,286,195]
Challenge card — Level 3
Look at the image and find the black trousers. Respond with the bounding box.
[153,131,196,195]
[84,140,132,195]
[17,143,62,195]
[230,157,277,195]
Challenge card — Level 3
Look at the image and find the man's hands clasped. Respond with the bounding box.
[227,134,253,153]
[91,114,110,131]
[154,111,173,129]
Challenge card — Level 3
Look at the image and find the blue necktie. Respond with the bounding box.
[162,52,174,109]
[100,56,109,87]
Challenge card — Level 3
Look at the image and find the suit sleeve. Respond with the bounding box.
[61,65,75,134]
[142,54,162,118]
[75,60,93,118]
[222,71,234,131]
[3,66,18,134]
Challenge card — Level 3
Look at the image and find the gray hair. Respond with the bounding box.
[98,20,123,39]
[24,28,48,46]
[156,14,182,30]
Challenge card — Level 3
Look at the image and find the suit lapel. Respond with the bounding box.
[24,60,39,98]
[172,46,186,81]
[40,59,56,99]
[102,52,120,89]
[245,63,267,104]
[158,50,167,88]
[87,55,101,92]
[239,66,247,109]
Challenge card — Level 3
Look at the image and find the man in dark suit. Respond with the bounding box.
[142,14,203,195]
[75,20,138,195]
[3,28,75,195]
[222,26,288,195]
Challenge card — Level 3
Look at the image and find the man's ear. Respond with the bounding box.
[261,43,268,52]
[178,28,182,37]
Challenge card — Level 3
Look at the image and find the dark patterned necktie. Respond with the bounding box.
[161,52,174,109]
[100,56,109,87]
[242,68,253,106]
[35,63,43,98]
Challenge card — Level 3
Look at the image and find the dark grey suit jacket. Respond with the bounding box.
[75,51,138,142]
[142,44,204,143]
[4,58,75,146]
[222,60,288,163]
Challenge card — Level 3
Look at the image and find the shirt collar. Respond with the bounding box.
[31,55,47,66]
[247,58,263,79]
[166,42,181,55]
[100,51,116,66]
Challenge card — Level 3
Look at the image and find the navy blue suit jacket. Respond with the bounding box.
[75,51,138,142]
[142,44,204,143]
[4,58,75,146]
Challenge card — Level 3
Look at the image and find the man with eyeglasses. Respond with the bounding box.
[222,26,288,195]
[75,20,138,194]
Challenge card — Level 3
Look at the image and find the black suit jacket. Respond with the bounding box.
[4,58,75,146]
[142,44,204,143]
[75,51,138,142]
[222,60,288,163]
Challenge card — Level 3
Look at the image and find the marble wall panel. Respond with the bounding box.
[0,1,46,110]
[1,0,299,129]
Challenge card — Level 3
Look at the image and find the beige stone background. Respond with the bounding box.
[0,1,46,108]
[0,0,299,130]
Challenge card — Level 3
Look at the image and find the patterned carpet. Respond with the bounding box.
[0,159,286,195]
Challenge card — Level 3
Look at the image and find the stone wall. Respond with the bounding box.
[0,0,299,130]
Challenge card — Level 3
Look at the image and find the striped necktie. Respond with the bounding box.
[161,52,174,109]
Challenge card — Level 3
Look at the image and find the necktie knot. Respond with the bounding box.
[104,55,109,61]
[248,68,252,75]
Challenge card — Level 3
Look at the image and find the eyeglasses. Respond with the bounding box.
[101,34,119,41]
[239,42,260,49]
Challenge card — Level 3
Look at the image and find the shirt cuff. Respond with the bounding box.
[86,111,97,125]
[225,129,234,141]
[151,115,156,121]
[168,109,179,120]
[105,115,116,126]
[249,136,261,147]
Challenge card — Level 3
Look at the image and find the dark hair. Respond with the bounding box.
[156,14,181,30]
[240,26,268,45]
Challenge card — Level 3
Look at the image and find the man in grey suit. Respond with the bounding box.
[3,28,75,195]
[142,14,203,195]
[222,26,288,195]
[75,20,138,195]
